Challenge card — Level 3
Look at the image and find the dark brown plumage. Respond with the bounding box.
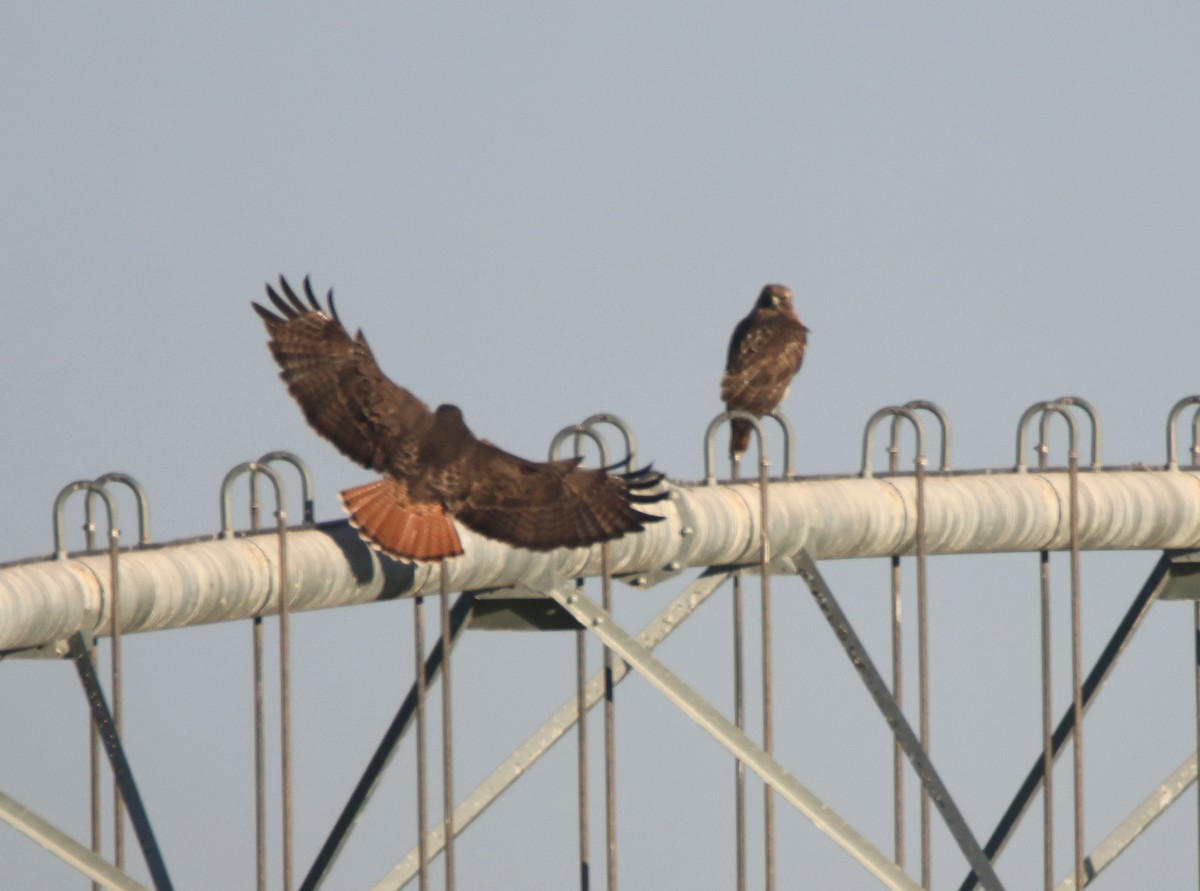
[253,276,666,561]
[720,284,808,461]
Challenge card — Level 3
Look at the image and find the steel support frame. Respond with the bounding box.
[375,567,734,891]
[540,577,924,891]
[0,789,150,891]
[787,552,1005,891]
[11,481,1200,888]
[1054,752,1197,891]
[67,633,174,891]
[298,592,475,891]
[957,552,1174,891]
[374,550,1015,890]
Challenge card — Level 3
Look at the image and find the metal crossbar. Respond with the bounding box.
[542,581,923,891]
[67,634,174,891]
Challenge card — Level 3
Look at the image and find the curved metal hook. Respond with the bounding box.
[577,413,636,471]
[54,480,119,559]
[219,462,288,538]
[861,406,926,479]
[548,424,612,469]
[1050,396,1101,470]
[1166,395,1200,471]
[257,451,315,524]
[1015,401,1079,473]
[86,472,150,546]
[703,410,768,485]
[893,400,951,472]
[761,411,796,479]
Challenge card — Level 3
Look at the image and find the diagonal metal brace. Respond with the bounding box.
[957,552,1172,891]
[1053,751,1196,891]
[299,592,475,891]
[67,633,174,891]
[0,789,151,891]
[545,583,923,891]
[789,551,1006,891]
[374,567,732,890]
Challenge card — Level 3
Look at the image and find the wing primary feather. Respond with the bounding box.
[302,275,323,312]
[628,491,667,505]
[327,288,341,323]
[252,301,280,325]
[265,282,298,319]
[621,464,668,507]
[622,464,666,489]
[601,456,633,472]
[278,276,308,314]
[624,462,659,479]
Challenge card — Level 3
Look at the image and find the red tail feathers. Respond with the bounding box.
[339,478,463,562]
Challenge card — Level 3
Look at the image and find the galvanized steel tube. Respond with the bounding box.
[5,469,1200,654]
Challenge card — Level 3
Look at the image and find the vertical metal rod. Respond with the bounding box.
[109,526,125,872]
[90,637,102,891]
[85,512,102,891]
[730,458,747,891]
[601,544,617,891]
[915,457,930,890]
[277,516,294,891]
[792,553,1006,890]
[250,477,267,891]
[888,442,904,870]
[79,484,124,876]
[380,574,729,891]
[1035,417,1055,891]
[576,585,591,891]
[891,555,904,868]
[253,617,268,891]
[1068,451,1085,888]
[733,573,747,891]
[1040,550,1054,891]
[68,633,176,891]
[414,595,429,891]
[547,582,924,891]
[249,472,262,535]
[758,454,775,891]
[299,595,473,891]
[439,567,455,891]
[1194,600,1199,891]
[957,554,1169,891]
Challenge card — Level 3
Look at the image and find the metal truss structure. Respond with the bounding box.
[5,397,1200,889]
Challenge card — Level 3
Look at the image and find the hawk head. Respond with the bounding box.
[756,283,793,311]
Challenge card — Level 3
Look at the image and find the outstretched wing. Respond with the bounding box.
[720,311,807,415]
[253,276,434,478]
[450,442,667,551]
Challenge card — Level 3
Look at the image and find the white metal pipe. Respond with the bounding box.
[3,468,1200,654]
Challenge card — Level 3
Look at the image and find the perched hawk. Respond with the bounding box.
[253,276,666,562]
[720,284,808,461]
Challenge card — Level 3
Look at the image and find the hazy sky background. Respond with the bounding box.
[3,3,1199,889]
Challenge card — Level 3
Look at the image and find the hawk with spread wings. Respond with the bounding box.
[253,276,666,562]
[720,284,808,462]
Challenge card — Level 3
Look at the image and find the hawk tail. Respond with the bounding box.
[340,479,463,562]
[729,417,753,460]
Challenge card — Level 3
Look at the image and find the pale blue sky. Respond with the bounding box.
[2,4,1199,889]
